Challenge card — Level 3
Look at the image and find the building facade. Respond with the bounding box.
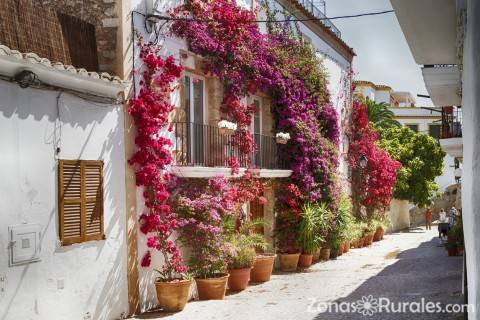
[390,0,478,318]
[0,0,355,319]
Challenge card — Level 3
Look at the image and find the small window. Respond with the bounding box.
[429,124,441,139]
[58,160,104,245]
[406,124,419,133]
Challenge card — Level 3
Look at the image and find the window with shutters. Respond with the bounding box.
[58,160,104,245]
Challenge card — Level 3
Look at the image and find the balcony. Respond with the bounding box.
[439,107,463,159]
[296,0,341,38]
[170,122,292,178]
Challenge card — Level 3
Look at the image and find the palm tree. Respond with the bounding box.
[365,100,401,129]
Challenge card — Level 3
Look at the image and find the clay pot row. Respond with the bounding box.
[154,254,276,312]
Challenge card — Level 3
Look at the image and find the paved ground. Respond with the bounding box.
[134,225,464,320]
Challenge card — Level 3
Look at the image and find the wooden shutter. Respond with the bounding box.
[59,160,104,245]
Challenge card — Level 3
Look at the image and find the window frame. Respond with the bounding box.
[405,123,419,133]
[58,159,105,246]
[428,123,442,140]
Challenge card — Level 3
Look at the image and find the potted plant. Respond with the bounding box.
[297,203,326,268]
[326,232,343,259]
[138,203,190,312]
[176,177,234,300]
[275,211,301,272]
[373,216,390,241]
[362,221,375,246]
[224,218,270,290]
[446,239,459,256]
[275,132,291,144]
[218,119,237,135]
[320,244,331,261]
[153,268,191,312]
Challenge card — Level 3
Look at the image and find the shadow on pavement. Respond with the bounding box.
[312,232,463,320]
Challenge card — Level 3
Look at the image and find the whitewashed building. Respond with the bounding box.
[390,0,479,318]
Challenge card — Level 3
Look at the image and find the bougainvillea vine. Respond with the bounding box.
[348,102,401,215]
[171,0,340,206]
[128,41,187,280]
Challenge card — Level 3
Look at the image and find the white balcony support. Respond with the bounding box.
[439,137,463,159]
[170,166,292,178]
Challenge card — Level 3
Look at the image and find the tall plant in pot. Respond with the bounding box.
[275,211,301,272]
[224,218,270,291]
[297,202,331,268]
[176,177,235,300]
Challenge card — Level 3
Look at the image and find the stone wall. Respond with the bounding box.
[36,0,119,74]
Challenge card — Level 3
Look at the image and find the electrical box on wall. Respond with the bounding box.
[8,224,41,266]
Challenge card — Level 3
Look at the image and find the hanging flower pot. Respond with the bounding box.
[250,254,276,282]
[218,120,237,135]
[195,274,229,300]
[275,132,290,144]
[155,279,192,312]
[278,253,300,272]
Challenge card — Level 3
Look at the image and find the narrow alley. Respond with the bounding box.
[135,226,464,320]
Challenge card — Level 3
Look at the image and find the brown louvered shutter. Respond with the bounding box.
[84,161,104,241]
[59,160,104,245]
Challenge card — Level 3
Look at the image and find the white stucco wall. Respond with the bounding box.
[461,1,480,318]
[386,199,410,232]
[375,89,390,104]
[0,81,128,320]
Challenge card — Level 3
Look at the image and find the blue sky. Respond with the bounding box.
[326,0,433,106]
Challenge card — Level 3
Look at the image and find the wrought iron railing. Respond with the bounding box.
[296,0,341,38]
[171,122,288,170]
[441,107,462,139]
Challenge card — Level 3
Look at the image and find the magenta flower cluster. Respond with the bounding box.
[171,0,340,204]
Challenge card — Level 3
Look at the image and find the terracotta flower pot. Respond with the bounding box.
[228,268,251,291]
[298,254,313,268]
[320,248,331,261]
[195,274,229,300]
[330,248,339,259]
[358,237,365,248]
[373,227,383,242]
[344,242,350,253]
[337,244,343,256]
[447,247,459,257]
[276,137,288,144]
[219,127,234,135]
[250,254,276,282]
[155,279,192,312]
[278,253,300,272]
[313,248,321,262]
[365,233,374,246]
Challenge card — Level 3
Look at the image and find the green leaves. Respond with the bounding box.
[378,127,446,207]
[365,100,401,129]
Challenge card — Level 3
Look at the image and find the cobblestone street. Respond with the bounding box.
[135,226,464,320]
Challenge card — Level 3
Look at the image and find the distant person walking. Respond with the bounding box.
[439,209,447,222]
[425,208,433,230]
[448,206,458,227]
